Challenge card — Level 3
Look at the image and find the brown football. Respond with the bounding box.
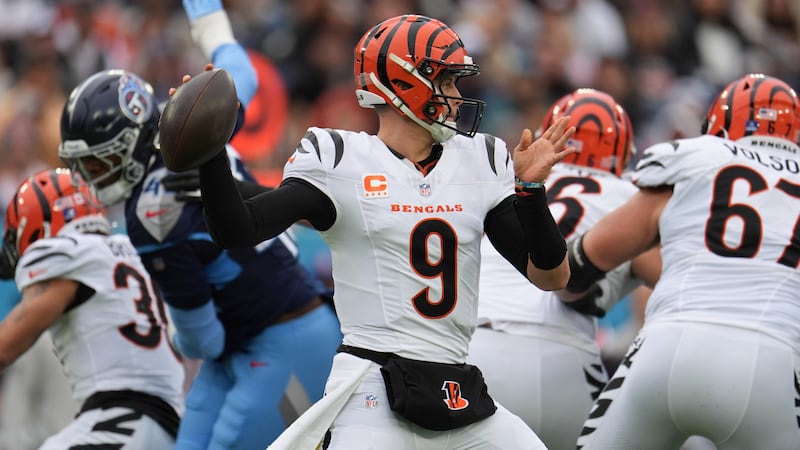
[158,68,238,172]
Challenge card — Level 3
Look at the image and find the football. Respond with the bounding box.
[158,68,238,172]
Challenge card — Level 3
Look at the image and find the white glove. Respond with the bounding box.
[183,0,235,60]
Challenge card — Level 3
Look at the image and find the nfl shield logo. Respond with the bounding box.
[365,394,378,409]
[419,183,431,197]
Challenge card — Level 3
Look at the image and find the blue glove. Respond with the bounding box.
[183,0,224,22]
[168,302,225,360]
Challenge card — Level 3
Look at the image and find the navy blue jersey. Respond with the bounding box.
[124,148,331,355]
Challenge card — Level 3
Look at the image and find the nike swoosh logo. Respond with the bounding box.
[145,208,169,218]
[250,361,269,368]
[29,269,47,278]
[288,155,296,164]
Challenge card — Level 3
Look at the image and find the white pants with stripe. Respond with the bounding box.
[578,321,800,450]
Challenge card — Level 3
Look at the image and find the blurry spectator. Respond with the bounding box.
[538,0,629,87]
[50,0,134,87]
[0,116,49,208]
[0,0,55,40]
[123,0,203,97]
[638,76,715,149]
[0,45,14,97]
[0,34,65,169]
[735,0,800,86]
[672,0,751,84]
[452,0,544,145]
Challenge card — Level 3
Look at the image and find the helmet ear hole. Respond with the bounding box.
[424,104,438,118]
[418,61,435,78]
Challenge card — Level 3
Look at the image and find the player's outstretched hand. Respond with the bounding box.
[513,116,577,185]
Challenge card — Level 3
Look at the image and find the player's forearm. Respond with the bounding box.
[199,151,264,247]
[200,154,335,247]
[0,279,74,371]
[525,258,569,291]
[564,189,666,296]
[582,188,667,271]
[514,187,569,290]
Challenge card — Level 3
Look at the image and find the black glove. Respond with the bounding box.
[162,169,202,203]
[0,237,18,280]
[561,283,606,318]
[566,235,607,292]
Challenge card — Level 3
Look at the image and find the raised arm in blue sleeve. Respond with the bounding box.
[183,0,257,107]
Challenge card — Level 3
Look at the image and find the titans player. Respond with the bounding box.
[57,1,342,448]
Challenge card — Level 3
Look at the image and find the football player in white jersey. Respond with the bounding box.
[173,14,579,450]
[467,89,661,450]
[0,169,184,449]
[564,73,800,449]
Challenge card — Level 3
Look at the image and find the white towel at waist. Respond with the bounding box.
[267,352,373,450]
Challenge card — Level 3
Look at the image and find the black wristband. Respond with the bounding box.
[514,188,567,270]
[565,234,607,292]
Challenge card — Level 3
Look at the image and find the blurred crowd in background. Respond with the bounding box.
[0,0,797,445]
[1,0,798,200]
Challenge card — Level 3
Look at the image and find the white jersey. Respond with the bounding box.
[477,164,640,352]
[632,135,800,351]
[283,127,513,363]
[14,232,184,410]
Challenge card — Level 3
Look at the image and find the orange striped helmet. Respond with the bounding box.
[539,89,635,177]
[702,74,800,145]
[353,15,485,142]
[3,168,109,262]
